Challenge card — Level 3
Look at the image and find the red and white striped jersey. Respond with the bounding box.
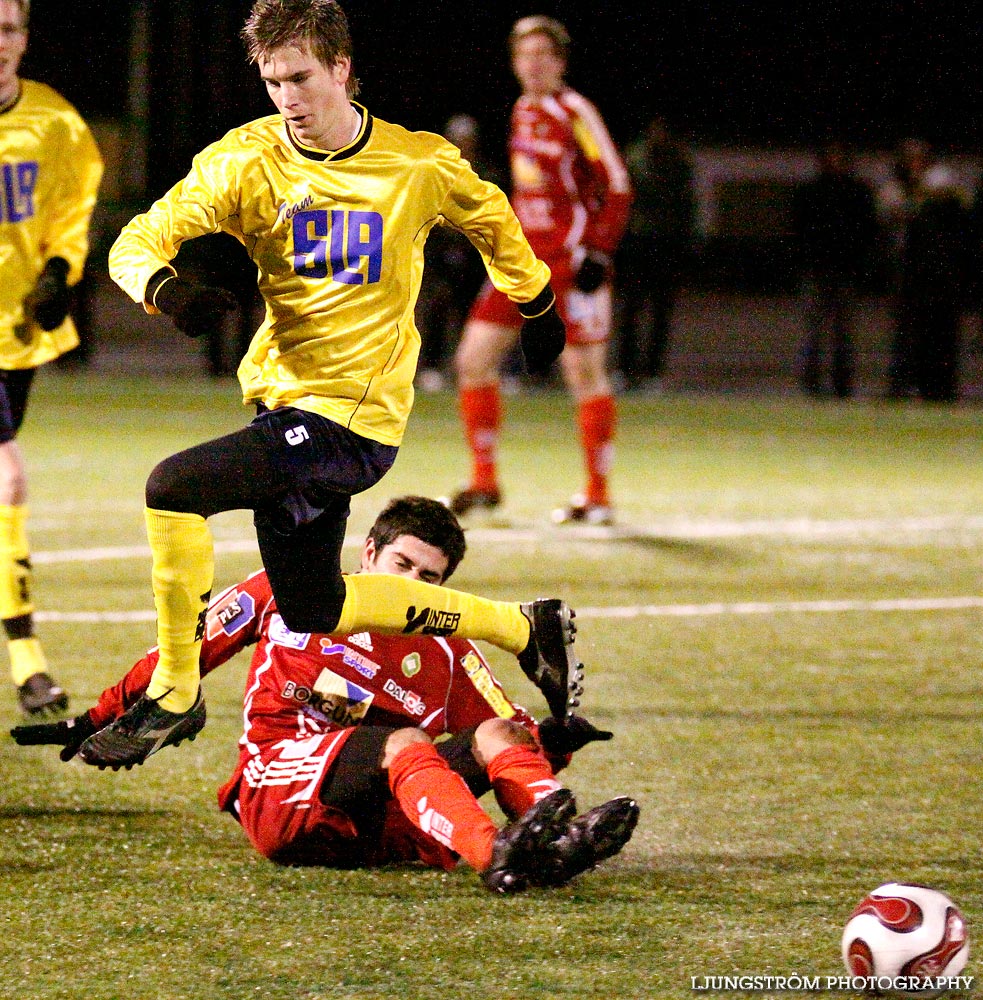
[509,87,632,280]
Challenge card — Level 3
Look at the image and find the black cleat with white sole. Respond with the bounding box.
[517,599,584,719]
[17,672,69,716]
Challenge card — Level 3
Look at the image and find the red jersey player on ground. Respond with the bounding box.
[449,15,633,527]
[12,496,639,893]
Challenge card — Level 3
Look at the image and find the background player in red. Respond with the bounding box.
[448,15,632,526]
[12,496,639,893]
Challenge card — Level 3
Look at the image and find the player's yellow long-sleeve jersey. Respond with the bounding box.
[110,104,551,446]
[0,80,104,369]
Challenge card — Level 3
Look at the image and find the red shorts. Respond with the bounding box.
[227,729,457,870]
[467,276,612,346]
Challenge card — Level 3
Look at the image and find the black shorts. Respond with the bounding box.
[0,369,36,444]
[251,405,398,532]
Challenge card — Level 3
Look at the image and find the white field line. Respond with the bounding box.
[33,595,983,625]
[574,596,983,619]
[30,516,983,623]
[30,513,983,565]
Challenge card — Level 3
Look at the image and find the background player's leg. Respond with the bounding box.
[557,341,617,523]
[0,372,66,714]
[450,318,517,516]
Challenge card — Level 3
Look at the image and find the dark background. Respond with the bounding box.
[18,1,983,198]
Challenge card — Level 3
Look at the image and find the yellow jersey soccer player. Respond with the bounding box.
[87,0,579,769]
[0,0,103,715]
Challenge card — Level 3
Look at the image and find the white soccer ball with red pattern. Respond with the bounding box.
[841,883,970,998]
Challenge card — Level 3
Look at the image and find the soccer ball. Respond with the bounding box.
[841,882,970,998]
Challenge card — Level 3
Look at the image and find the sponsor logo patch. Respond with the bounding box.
[282,667,374,727]
[383,678,426,716]
[347,632,374,651]
[461,650,516,719]
[267,613,311,650]
[402,606,461,636]
[401,652,422,678]
[206,590,255,640]
[318,640,381,679]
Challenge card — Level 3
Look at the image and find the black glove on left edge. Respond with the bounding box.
[11,713,97,762]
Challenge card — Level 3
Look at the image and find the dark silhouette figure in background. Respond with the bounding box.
[878,139,972,402]
[416,115,502,392]
[791,140,877,399]
[615,116,695,394]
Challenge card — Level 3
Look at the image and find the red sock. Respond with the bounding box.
[388,741,498,872]
[577,394,616,507]
[459,384,502,492]
[486,744,563,821]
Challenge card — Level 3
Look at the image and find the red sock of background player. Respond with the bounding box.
[578,393,616,507]
[388,741,498,871]
[487,743,563,821]
[459,384,502,493]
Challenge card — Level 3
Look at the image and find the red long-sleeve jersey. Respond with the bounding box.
[89,570,549,812]
[508,87,632,280]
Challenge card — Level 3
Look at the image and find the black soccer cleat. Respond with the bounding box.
[446,487,502,518]
[517,598,584,719]
[77,688,206,771]
[532,796,640,888]
[17,672,69,716]
[482,788,577,894]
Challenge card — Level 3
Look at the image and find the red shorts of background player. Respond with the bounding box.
[467,277,611,346]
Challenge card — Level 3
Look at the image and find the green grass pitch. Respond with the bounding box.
[1,369,980,999]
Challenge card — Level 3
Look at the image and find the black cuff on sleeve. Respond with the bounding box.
[145,268,175,306]
[518,283,556,319]
[44,257,70,281]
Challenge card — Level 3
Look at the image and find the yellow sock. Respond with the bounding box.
[8,637,47,686]
[0,505,45,685]
[336,573,531,653]
[144,508,214,712]
[0,504,34,620]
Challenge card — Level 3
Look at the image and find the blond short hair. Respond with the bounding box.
[508,15,570,57]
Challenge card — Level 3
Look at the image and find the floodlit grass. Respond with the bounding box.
[1,370,981,999]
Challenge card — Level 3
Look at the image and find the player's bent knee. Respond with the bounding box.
[473,718,536,766]
[146,454,200,513]
[382,727,432,768]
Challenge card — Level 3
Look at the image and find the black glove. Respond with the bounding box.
[573,250,611,293]
[10,713,98,762]
[25,256,71,331]
[519,284,566,376]
[538,714,613,755]
[151,274,237,339]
